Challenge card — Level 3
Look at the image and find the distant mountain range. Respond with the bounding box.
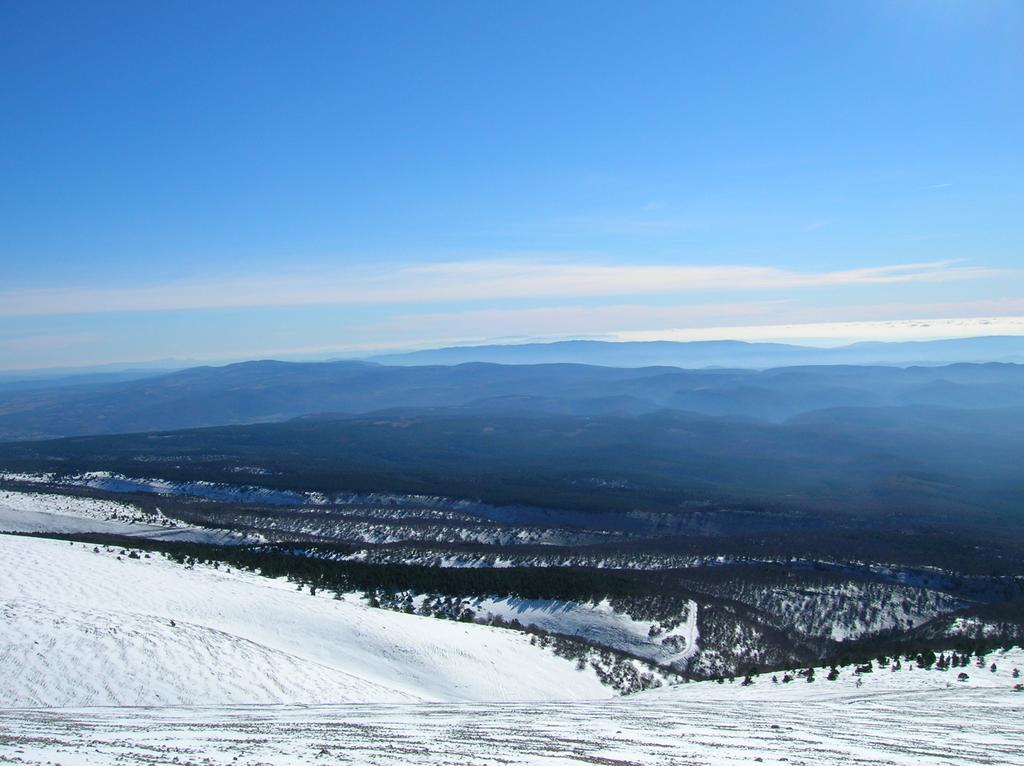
[370,336,1024,368]
[0,352,1022,441]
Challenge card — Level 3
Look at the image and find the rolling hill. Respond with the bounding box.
[0,356,1022,440]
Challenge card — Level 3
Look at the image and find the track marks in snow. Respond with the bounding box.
[0,534,610,706]
[2,686,1022,765]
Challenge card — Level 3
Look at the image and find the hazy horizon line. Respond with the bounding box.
[3,316,1024,376]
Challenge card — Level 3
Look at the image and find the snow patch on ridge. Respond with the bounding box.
[0,489,255,544]
[468,596,699,666]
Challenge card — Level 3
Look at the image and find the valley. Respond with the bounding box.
[2,354,1023,761]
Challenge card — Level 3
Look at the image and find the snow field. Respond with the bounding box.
[1,533,1022,763]
[2,681,1022,765]
[0,534,611,707]
[0,489,253,544]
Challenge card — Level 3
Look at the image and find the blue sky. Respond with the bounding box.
[1,1,1022,370]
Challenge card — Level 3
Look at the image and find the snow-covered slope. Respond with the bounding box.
[0,534,611,706]
[1,534,1021,763]
[3,655,1022,765]
[0,489,252,544]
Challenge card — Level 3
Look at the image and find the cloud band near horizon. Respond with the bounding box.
[0,258,1001,318]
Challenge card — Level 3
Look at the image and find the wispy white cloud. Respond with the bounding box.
[5,304,1023,371]
[614,315,1024,345]
[366,301,793,340]
[357,298,1024,350]
[0,258,1001,317]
